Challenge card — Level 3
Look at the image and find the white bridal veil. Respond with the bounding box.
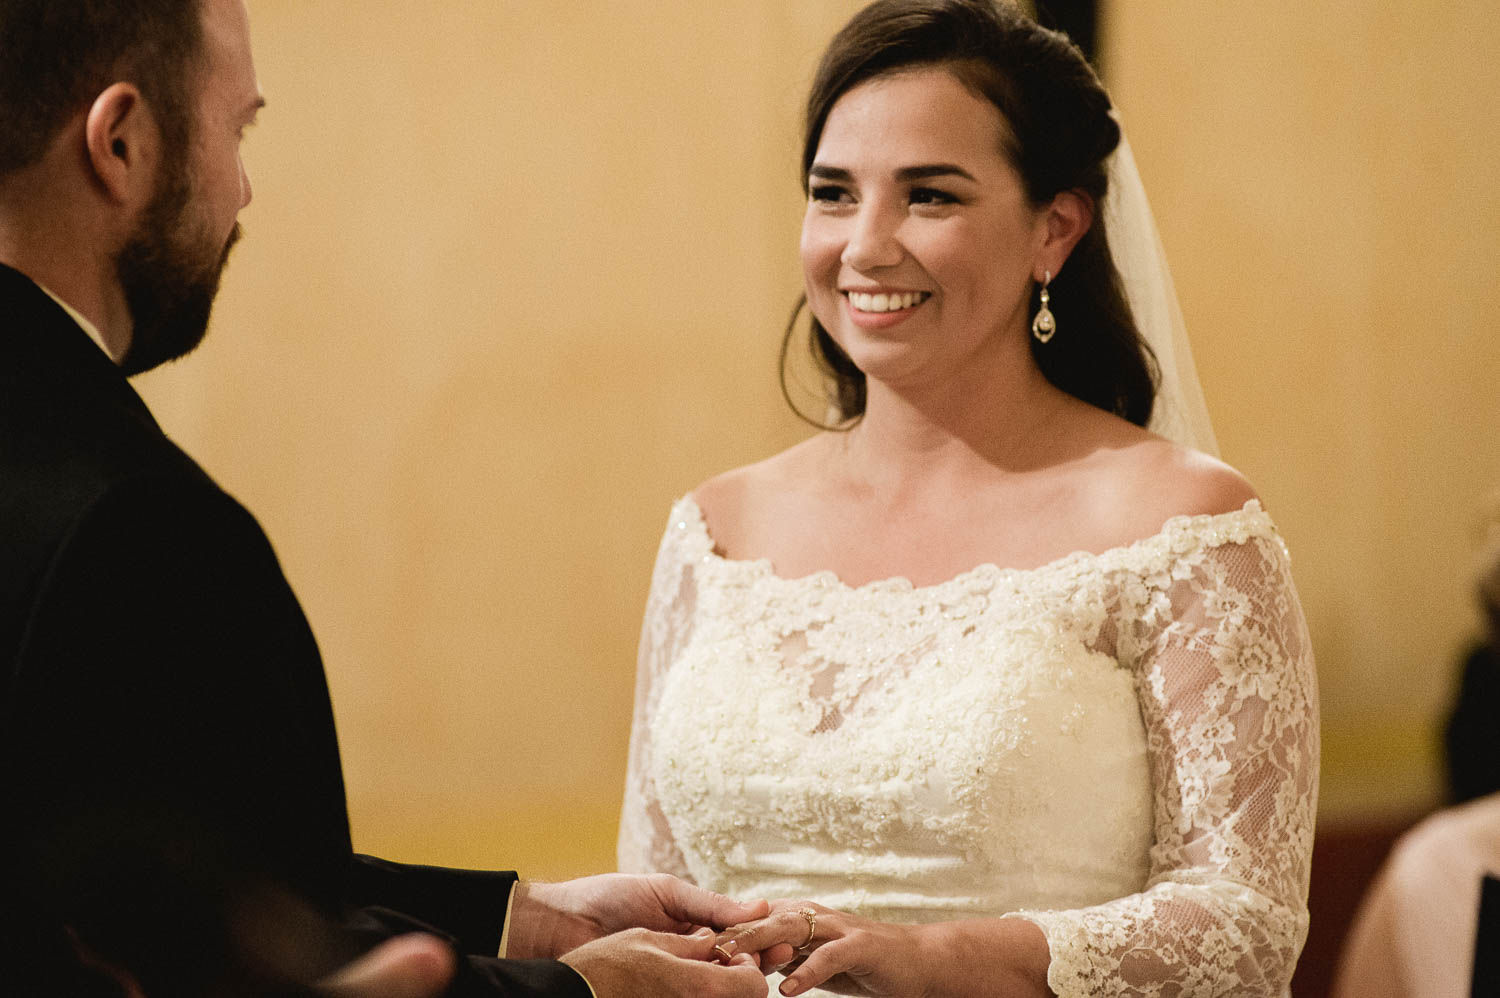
[1104,131,1220,457]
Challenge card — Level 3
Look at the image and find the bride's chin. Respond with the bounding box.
[811,316,944,388]
[835,347,932,391]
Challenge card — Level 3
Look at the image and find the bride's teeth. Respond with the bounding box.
[849,291,926,313]
[846,288,924,312]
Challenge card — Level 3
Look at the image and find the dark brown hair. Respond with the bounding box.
[0,0,205,177]
[781,0,1157,428]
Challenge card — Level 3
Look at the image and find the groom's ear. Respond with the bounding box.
[1033,189,1094,282]
[83,82,161,212]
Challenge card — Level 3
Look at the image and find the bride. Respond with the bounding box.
[618,1,1318,995]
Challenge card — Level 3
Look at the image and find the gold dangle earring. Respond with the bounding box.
[1031,270,1056,343]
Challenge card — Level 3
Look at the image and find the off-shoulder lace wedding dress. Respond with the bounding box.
[618,496,1318,997]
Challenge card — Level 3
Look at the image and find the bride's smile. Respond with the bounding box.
[800,68,1054,385]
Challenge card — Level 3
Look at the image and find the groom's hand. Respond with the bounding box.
[507,873,769,959]
[560,926,767,998]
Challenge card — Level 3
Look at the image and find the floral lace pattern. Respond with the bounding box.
[618,497,1318,997]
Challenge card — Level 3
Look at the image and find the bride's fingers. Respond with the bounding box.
[776,941,850,997]
[718,898,809,938]
[716,905,821,961]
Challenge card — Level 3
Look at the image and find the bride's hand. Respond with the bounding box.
[712,900,937,997]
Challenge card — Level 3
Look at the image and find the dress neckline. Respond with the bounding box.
[672,495,1275,595]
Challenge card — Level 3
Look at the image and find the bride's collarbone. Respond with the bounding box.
[736,511,1092,587]
[699,444,1207,583]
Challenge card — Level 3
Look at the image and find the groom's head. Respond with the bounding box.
[0,0,262,374]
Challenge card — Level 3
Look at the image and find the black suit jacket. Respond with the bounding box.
[0,264,589,998]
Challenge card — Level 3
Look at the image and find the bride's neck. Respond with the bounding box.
[840,364,1068,494]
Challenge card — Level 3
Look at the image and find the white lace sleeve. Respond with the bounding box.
[1017,531,1320,997]
[616,503,708,878]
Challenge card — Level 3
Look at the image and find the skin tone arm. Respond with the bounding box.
[715,899,1055,998]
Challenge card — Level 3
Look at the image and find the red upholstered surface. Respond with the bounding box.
[1291,812,1426,997]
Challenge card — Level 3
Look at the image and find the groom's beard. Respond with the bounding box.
[116,150,242,377]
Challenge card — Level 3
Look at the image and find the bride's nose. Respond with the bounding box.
[840,205,904,271]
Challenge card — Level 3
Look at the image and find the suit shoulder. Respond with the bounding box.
[8,469,273,627]
[62,472,273,568]
[19,471,303,678]
[2,403,215,538]
[1,448,253,661]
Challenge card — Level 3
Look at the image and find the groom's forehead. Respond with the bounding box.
[195,0,262,119]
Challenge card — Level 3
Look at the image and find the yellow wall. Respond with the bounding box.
[137,0,868,878]
[135,1,1500,879]
[1105,3,1500,819]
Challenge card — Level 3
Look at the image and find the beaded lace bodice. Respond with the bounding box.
[618,496,1318,997]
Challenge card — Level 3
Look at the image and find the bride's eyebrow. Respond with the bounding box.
[809,164,853,181]
[807,163,978,183]
[896,163,976,183]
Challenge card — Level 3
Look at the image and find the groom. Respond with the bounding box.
[0,2,767,996]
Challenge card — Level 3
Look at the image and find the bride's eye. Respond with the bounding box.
[809,184,853,204]
[909,186,959,206]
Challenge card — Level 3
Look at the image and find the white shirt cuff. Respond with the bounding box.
[497,880,518,958]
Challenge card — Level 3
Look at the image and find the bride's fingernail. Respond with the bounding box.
[693,926,713,938]
[780,981,802,997]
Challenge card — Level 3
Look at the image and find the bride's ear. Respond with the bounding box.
[1033,189,1094,282]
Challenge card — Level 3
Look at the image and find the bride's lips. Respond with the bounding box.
[841,289,931,329]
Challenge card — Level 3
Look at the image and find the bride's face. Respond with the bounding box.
[800,67,1049,389]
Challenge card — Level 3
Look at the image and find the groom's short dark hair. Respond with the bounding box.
[0,0,205,177]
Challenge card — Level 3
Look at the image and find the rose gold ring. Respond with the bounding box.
[712,942,734,963]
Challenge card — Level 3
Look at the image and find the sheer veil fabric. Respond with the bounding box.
[1106,128,1220,457]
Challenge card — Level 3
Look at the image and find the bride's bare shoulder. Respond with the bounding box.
[690,438,828,558]
[1060,400,1254,517]
[1060,407,1259,548]
[1108,435,1259,529]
